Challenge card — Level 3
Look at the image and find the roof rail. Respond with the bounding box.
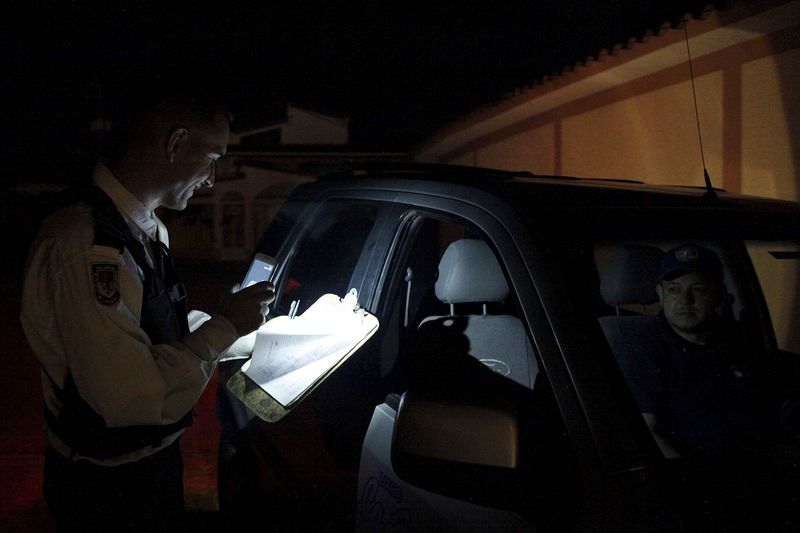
[320,161,536,182]
[319,161,652,186]
[673,184,727,193]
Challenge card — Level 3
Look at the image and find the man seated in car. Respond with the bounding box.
[619,243,792,459]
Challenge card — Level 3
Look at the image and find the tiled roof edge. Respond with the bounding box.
[414,0,790,154]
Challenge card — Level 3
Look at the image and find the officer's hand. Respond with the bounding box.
[220,281,275,337]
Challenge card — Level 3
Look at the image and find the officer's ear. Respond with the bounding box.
[166,128,189,163]
[655,282,664,303]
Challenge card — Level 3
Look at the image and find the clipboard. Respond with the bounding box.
[226,289,379,422]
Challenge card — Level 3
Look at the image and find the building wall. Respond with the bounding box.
[229,105,349,149]
[741,47,800,199]
[477,124,557,174]
[416,1,800,201]
[561,72,723,184]
[282,106,349,145]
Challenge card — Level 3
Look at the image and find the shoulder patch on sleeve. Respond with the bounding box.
[92,263,120,305]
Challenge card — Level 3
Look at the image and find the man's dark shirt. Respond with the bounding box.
[620,313,777,457]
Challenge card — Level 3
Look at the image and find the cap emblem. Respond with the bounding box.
[675,245,699,262]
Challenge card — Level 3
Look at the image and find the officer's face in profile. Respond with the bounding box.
[163,109,230,210]
[657,271,724,337]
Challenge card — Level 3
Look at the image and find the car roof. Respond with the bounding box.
[307,162,800,214]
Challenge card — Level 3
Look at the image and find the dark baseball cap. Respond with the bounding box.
[657,244,723,281]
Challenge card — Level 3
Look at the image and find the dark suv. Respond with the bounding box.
[216,164,800,532]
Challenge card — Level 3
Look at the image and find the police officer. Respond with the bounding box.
[20,88,274,531]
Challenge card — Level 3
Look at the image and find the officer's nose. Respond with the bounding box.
[679,288,695,304]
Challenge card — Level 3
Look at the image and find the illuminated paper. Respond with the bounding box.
[228,289,379,421]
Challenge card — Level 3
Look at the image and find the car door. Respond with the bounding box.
[216,193,402,531]
[355,198,585,532]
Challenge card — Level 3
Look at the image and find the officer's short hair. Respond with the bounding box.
[107,70,232,162]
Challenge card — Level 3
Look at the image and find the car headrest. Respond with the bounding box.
[435,239,509,304]
[600,244,663,306]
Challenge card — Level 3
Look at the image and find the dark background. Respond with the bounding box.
[3,1,721,186]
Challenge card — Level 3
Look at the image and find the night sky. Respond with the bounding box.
[4,1,720,185]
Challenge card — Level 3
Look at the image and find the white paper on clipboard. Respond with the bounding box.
[238,288,379,410]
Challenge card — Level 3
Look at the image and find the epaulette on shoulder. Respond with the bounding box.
[84,187,127,254]
[93,214,126,253]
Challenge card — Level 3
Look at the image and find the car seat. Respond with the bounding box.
[597,244,663,364]
[417,239,537,388]
[356,239,536,531]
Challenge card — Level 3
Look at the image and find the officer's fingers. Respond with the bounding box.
[262,287,276,305]
[238,280,274,296]
[232,282,273,305]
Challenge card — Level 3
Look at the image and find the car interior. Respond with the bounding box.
[596,244,663,373]
[592,239,783,461]
[378,216,538,393]
[416,238,538,388]
[358,215,575,530]
[594,240,754,345]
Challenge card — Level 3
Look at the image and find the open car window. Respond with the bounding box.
[272,199,382,317]
[379,214,539,391]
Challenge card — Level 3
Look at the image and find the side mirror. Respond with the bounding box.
[391,390,524,508]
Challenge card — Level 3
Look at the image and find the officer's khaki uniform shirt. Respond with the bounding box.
[21,164,240,465]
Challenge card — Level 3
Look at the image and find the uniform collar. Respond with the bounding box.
[93,163,162,243]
